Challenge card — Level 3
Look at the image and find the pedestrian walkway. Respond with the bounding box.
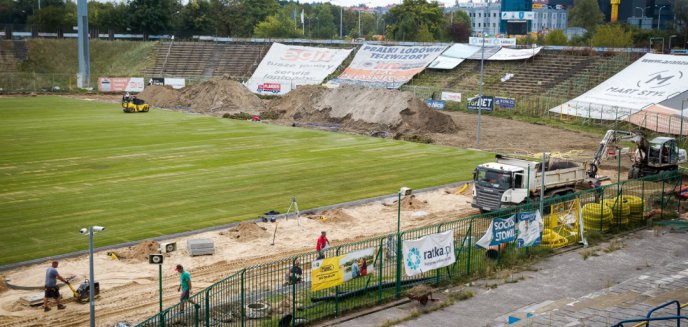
[329,228,688,327]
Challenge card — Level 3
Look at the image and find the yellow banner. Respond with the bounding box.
[311,255,345,291]
[532,3,543,8]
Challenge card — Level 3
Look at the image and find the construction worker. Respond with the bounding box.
[316,231,330,259]
[43,261,68,312]
[176,264,197,312]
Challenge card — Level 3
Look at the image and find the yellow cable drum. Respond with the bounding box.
[541,228,568,248]
[617,195,644,222]
[601,199,630,225]
[582,203,613,231]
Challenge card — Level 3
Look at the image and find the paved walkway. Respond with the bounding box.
[328,228,688,327]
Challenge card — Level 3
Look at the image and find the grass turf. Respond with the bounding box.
[0,96,492,265]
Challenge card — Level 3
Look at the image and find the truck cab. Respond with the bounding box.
[472,163,529,213]
[472,154,586,212]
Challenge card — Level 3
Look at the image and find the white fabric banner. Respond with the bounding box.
[402,230,455,277]
[164,78,186,89]
[441,91,461,102]
[428,44,480,70]
[331,44,447,89]
[469,37,517,46]
[489,47,543,60]
[550,53,688,120]
[246,43,352,95]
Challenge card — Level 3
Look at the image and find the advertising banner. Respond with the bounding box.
[247,43,352,95]
[164,78,186,89]
[501,11,535,20]
[495,97,517,108]
[425,99,446,110]
[467,96,495,111]
[331,44,447,89]
[402,230,455,277]
[441,92,462,102]
[549,54,688,120]
[98,77,145,92]
[517,211,543,248]
[489,47,543,61]
[469,37,517,47]
[311,248,375,291]
[428,44,481,70]
[476,215,516,248]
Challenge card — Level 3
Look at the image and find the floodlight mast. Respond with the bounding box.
[77,0,90,88]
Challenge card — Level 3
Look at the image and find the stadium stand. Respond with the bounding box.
[409,50,638,99]
[143,42,269,80]
[0,40,27,73]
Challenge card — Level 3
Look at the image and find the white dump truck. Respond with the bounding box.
[471,154,588,212]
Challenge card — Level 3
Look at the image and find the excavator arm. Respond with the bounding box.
[588,130,645,178]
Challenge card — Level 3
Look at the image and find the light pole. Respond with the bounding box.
[396,187,411,298]
[477,31,485,145]
[656,5,667,29]
[669,34,677,51]
[681,99,688,143]
[79,226,105,327]
[358,9,361,37]
[340,6,343,38]
[635,6,647,17]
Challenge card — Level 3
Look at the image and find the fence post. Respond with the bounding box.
[160,309,168,327]
[435,224,443,284]
[335,246,341,316]
[291,271,296,326]
[661,178,666,220]
[240,269,245,327]
[204,286,212,326]
[194,300,200,327]
[395,232,403,299]
[466,221,472,276]
[378,238,383,304]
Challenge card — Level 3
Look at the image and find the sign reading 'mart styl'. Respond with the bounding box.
[247,43,352,95]
[550,53,688,120]
[331,44,447,89]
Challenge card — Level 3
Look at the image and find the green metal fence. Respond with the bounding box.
[135,171,682,327]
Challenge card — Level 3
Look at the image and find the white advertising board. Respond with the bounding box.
[246,43,352,95]
[501,11,535,20]
[489,47,543,60]
[402,230,455,277]
[98,77,145,92]
[469,37,517,47]
[164,78,186,89]
[428,44,480,70]
[331,44,447,89]
[441,92,462,102]
[550,54,688,120]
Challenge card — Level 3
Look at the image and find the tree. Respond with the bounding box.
[568,0,603,32]
[313,4,336,39]
[544,29,568,45]
[386,0,446,41]
[177,0,215,36]
[445,11,471,42]
[591,24,633,47]
[254,9,303,38]
[127,0,177,34]
[674,0,688,47]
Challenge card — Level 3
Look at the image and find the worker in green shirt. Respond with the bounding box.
[176,264,196,312]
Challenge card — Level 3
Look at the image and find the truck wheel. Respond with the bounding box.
[628,167,640,179]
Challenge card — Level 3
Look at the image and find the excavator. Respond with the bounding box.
[588,130,686,180]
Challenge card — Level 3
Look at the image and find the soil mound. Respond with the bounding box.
[400,195,428,210]
[114,240,161,261]
[137,79,265,115]
[308,208,355,224]
[269,85,457,135]
[229,222,268,241]
[137,85,181,108]
[0,275,7,293]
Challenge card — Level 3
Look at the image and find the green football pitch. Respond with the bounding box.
[0,96,492,265]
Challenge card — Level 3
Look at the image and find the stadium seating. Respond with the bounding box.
[143,42,269,80]
[0,40,27,73]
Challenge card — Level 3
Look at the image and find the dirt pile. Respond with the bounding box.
[308,208,355,224]
[269,85,458,135]
[138,79,265,115]
[228,222,268,241]
[0,276,7,293]
[114,240,161,261]
[399,195,428,210]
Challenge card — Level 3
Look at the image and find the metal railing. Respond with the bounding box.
[135,171,682,327]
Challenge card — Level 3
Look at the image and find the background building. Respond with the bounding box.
[457,1,567,35]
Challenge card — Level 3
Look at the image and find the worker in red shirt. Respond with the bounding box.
[316,231,330,259]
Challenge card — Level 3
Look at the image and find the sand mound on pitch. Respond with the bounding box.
[114,240,161,261]
[229,222,268,241]
[0,276,8,293]
[308,208,355,224]
[138,79,265,115]
[269,85,457,135]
